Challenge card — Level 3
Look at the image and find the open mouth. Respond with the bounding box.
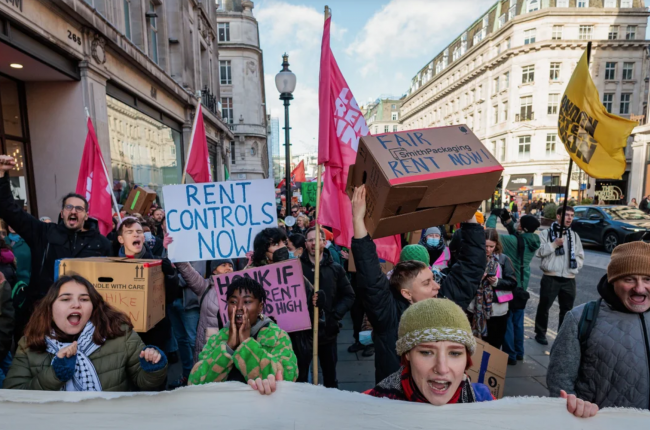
[67,312,82,326]
[427,380,451,394]
[235,313,244,324]
[67,215,78,226]
[131,240,142,248]
[630,294,648,305]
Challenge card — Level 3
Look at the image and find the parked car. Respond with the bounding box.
[572,205,650,253]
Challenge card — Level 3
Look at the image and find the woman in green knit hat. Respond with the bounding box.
[365,298,600,417]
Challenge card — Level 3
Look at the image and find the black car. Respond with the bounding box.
[572,205,650,253]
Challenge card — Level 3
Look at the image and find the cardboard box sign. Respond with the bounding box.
[55,258,165,333]
[124,187,157,215]
[346,126,504,239]
[467,337,508,399]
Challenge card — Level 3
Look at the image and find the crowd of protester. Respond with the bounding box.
[0,154,647,417]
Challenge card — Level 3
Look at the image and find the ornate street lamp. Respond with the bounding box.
[275,53,297,215]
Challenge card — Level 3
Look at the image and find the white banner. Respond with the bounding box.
[162,179,277,262]
[0,383,647,429]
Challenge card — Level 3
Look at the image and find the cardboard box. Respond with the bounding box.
[346,126,503,239]
[467,337,508,399]
[56,258,165,332]
[123,187,157,215]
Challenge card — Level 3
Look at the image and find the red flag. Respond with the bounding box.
[317,16,400,263]
[75,118,114,236]
[278,160,307,189]
[185,104,212,183]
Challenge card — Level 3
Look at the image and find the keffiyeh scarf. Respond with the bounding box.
[46,321,103,392]
[548,222,577,269]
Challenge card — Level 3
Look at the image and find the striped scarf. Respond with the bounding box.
[46,321,103,392]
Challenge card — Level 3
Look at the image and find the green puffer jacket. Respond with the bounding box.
[4,326,168,391]
[500,220,541,291]
[189,317,298,385]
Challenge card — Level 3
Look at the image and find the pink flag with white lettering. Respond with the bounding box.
[317,16,400,263]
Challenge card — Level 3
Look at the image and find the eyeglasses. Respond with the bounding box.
[64,204,86,213]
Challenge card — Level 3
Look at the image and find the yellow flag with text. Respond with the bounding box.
[559,46,637,179]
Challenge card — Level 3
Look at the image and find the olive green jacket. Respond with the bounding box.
[4,327,167,391]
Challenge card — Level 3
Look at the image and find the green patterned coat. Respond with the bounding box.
[188,317,298,385]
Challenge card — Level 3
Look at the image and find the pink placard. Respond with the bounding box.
[212,259,312,333]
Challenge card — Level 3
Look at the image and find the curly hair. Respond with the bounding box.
[227,276,268,304]
[252,228,287,266]
[24,275,132,353]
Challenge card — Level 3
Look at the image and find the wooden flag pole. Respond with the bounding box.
[182,97,202,185]
[312,4,331,386]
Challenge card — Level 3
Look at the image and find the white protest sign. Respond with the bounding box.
[162,179,277,262]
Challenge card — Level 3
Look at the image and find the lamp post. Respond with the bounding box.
[275,53,297,215]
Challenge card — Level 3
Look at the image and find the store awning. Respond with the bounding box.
[506,174,534,191]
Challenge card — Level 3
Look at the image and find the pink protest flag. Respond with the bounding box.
[317,16,401,263]
[184,103,212,183]
[75,118,114,236]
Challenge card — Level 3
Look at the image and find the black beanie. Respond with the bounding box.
[520,215,540,233]
[211,259,234,273]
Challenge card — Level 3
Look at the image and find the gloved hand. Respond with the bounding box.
[499,209,511,223]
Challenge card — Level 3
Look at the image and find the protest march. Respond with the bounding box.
[0,1,649,428]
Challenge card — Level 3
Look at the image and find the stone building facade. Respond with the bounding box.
[400,0,649,204]
[216,0,268,180]
[0,0,233,217]
[364,97,403,136]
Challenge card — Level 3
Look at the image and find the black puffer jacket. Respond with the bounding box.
[351,223,486,384]
[301,248,355,344]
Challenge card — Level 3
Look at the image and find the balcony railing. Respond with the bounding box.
[228,123,268,136]
[201,86,219,117]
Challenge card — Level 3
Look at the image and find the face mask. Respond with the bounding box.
[427,238,440,247]
[272,247,290,263]
[288,251,295,259]
[144,232,153,242]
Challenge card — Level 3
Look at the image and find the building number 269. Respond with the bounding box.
[67,30,82,46]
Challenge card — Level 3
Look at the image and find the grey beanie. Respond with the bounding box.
[424,227,441,237]
[211,259,234,273]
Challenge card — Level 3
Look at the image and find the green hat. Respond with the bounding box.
[400,244,430,266]
[396,298,476,356]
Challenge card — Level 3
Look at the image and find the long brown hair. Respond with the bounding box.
[484,228,503,255]
[24,275,133,353]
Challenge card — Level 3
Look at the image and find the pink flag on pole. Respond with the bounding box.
[317,16,401,263]
[75,118,114,236]
[186,104,212,183]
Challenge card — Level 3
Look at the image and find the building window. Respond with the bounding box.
[603,93,613,113]
[520,96,533,120]
[504,72,509,88]
[491,140,497,156]
[147,1,158,64]
[218,23,230,42]
[230,141,236,164]
[493,105,499,124]
[391,104,396,109]
[392,112,398,121]
[124,0,131,40]
[605,62,616,80]
[545,134,557,156]
[493,77,500,93]
[552,25,563,40]
[579,25,593,40]
[524,29,536,45]
[384,125,389,133]
[626,25,637,40]
[620,93,631,114]
[556,0,569,6]
[623,62,634,80]
[527,0,539,12]
[548,94,559,115]
[550,62,561,81]
[221,97,233,123]
[508,0,517,20]
[608,25,619,39]
[502,101,508,121]
[620,0,633,7]
[577,0,589,7]
[498,14,506,29]
[452,47,460,61]
[499,139,506,162]
[393,125,398,132]
[522,65,535,83]
[518,136,531,160]
[219,60,232,85]
[604,0,616,6]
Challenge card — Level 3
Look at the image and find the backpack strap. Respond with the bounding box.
[577,298,602,351]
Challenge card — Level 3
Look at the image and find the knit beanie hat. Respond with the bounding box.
[424,227,441,237]
[607,241,650,282]
[400,244,430,266]
[520,215,541,233]
[211,258,234,274]
[396,298,476,356]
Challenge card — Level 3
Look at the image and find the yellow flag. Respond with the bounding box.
[559,45,637,179]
